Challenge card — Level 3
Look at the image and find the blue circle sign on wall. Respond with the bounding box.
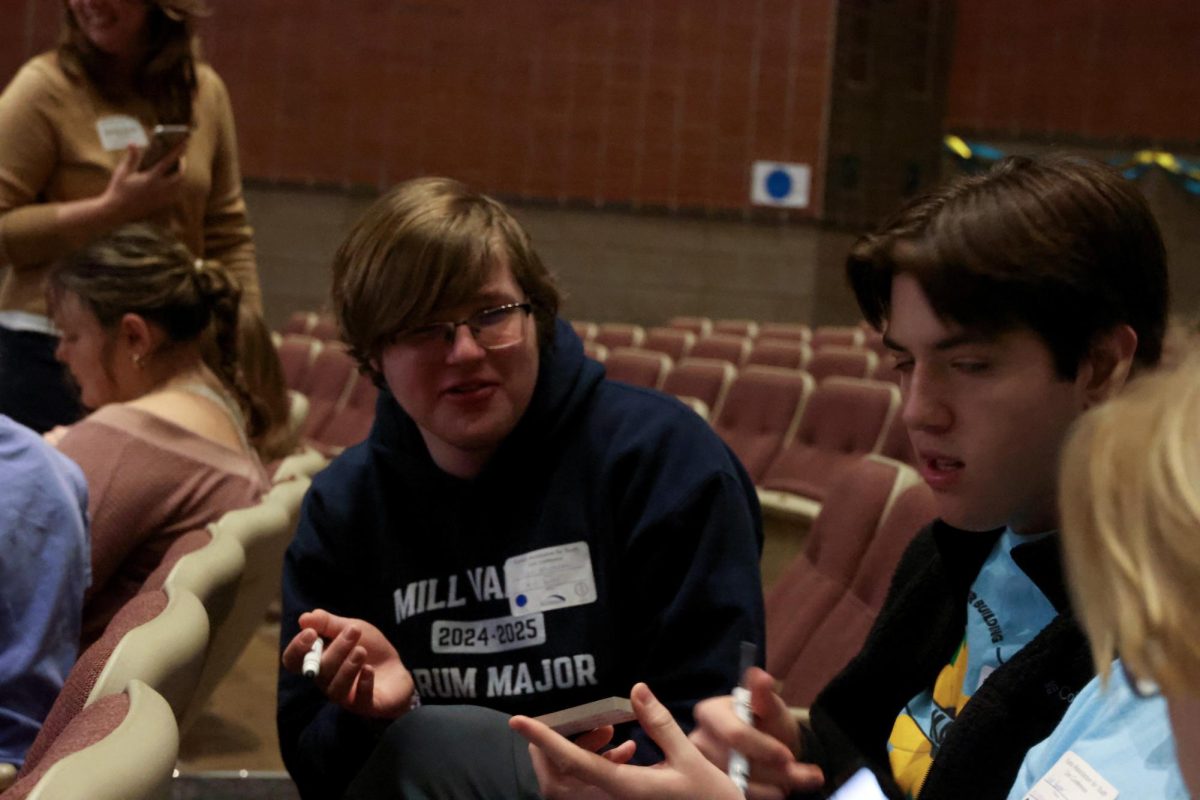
[766,169,793,199]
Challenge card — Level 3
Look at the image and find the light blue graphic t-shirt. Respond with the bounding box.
[888,528,1058,798]
[1006,660,1188,799]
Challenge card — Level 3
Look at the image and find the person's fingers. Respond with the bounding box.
[317,626,360,687]
[114,144,138,177]
[280,627,320,672]
[744,781,788,800]
[572,725,615,754]
[693,694,795,767]
[326,644,367,702]
[599,739,637,764]
[784,761,825,792]
[628,683,693,761]
[355,663,375,710]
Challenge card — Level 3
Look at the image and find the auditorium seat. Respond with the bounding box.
[5,680,178,800]
[711,367,814,482]
[19,586,207,779]
[668,316,712,337]
[276,334,322,392]
[807,346,878,382]
[758,378,901,521]
[765,455,934,707]
[312,371,379,451]
[594,323,645,350]
[689,333,752,368]
[281,311,318,336]
[308,313,339,342]
[583,341,609,362]
[714,319,760,338]
[642,326,695,362]
[297,344,359,440]
[181,482,306,733]
[661,357,738,421]
[759,322,811,342]
[811,325,865,350]
[604,347,672,390]
[570,320,598,342]
[747,338,812,370]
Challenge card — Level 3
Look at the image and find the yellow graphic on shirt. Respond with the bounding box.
[888,640,973,799]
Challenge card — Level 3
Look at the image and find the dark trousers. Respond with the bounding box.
[0,326,82,433]
[343,705,542,800]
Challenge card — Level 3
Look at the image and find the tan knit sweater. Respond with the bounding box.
[0,51,261,316]
[57,403,268,645]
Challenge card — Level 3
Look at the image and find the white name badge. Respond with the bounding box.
[430,613,546,654]
[96,115,148,151]
[504,542,597,616]
[1023,751,1118,800]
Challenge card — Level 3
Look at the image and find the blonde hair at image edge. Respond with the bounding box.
[1058,352,1200,696]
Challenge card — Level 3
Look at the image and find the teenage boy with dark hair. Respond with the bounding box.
[276,177,765,799]
[669,155,1169,800]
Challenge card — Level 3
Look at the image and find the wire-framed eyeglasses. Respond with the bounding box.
[393,302,533,353]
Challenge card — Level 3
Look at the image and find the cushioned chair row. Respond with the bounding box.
[596,348,913,522]
[276,334,378,452]
[5,454,324,799]
[572,318,873,349]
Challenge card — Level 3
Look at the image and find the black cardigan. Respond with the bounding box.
[802,521,1096,800]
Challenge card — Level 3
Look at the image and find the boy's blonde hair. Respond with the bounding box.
[1059,353,1200,695]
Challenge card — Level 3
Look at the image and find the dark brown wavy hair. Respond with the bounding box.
[58,0,210,125]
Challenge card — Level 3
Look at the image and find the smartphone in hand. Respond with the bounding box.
[139,124,190,172]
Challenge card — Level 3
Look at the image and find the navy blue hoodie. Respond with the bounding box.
[277,320,765,798]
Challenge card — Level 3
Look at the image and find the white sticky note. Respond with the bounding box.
[1023,750,1118,800]
[96,115,149,151]
[504,542,597,616]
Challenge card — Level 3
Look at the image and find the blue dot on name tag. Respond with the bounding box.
[766,169,793,199]
[516,594,527,607]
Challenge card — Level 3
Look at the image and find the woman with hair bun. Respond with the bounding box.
[0,0,261,432]
[47,223,268,645]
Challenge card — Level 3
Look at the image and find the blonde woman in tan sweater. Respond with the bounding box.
[0,0,260,432]
[46,223,268,645]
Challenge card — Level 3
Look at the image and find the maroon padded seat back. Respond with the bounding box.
[299,345,358,438]
[811,326,864,350]
[764,457,901,690]
[6,693,131,800]
[281,311,316,336]
[777,469,935,706]
[276,335,320,392]
[808,347,876,382]
[689,334,751,367]
[759,379,898,501]
[642,327,695,362]
[308,314,339,342]
[583,341,609,363]
[312,371,379,449]
[594,323,644,350]
[604,348,671,390]
[759,322,810,342]
[747,339,811,370]
[137,529,213,594]
[660,358,734,415]
[713,319,759,338]
[711,367,812,482]
[20,591,168,776]
[668,316,712,337]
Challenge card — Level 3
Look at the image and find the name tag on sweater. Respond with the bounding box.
[505,542,597,616]
[1024,751,1118,800]
[96,115,148,151]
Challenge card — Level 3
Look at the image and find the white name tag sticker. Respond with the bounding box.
[430,612,546,654]
[1023,751,1118,800]
[504,542,597,616]
[96,115,149,151]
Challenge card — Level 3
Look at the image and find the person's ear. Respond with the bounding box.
[118,313,155,362]
[1077,324,1138,408]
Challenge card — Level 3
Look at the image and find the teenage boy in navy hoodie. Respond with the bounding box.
[276,177,765,799]
[507,156,1170,800]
